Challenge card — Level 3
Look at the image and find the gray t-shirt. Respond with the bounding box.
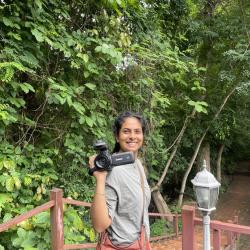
[105,159,151,245]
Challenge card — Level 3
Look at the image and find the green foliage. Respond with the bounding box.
[0,0,250,247]
[8,206,95,250]
[188,100,208,113]
[150,219,173,237]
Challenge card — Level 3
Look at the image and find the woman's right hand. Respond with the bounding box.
[88,155,108,180]
[89,156,111,232]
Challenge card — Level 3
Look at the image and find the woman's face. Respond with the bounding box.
[116,117,144,156]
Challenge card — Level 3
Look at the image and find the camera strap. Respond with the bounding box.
[136,161,149,249]
[88,166,99,176]
[136,161,145,224]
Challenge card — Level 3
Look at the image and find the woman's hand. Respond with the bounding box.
[88,154,108,179]
[88,154,97,168]
[89,154,111,232]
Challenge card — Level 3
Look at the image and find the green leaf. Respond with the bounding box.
[7,31,22,41]
[0,193,13,205]
[6,177,15,191]
[83,54,89,63]
[20,83,35,93]
[34,211,50,224]
[85,83,96,90]
[34,0,43,9]
[3,160,15,169]
[31,29,44,42]
[13,176,21,189]
[2,17,14,27]
[3,213,12,222]
[9,97,26,108]
[85,116,94,127]
[13,228,37,248]
[79,116,85,124]
[188,100,208,114]
[72,102,85,114]
[20,51,39,68]
[24,176,32,186]
[84,71,90,78]
[89,228,96,242]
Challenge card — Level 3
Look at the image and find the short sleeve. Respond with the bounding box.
[105,184,118,220]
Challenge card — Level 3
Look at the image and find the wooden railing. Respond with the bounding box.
[0,188,179,250]
[182,205,250,250]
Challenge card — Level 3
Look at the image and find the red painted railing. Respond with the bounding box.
[0,188,179,250]
[182,205,250,250]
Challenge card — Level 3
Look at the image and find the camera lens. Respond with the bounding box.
[94,154,111,170]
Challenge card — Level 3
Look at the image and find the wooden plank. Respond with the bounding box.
[195,217,250,235]
[62,198,91,208]
[64,243,96,249]
[0,200,55,233]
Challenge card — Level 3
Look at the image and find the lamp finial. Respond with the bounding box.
[202,160,207,170]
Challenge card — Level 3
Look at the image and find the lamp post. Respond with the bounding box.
[191,160,221,250]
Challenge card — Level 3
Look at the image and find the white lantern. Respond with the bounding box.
[191,160,221,212]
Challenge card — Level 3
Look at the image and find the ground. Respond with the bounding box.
[151,161,250,250]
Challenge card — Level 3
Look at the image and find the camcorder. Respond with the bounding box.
[88,140,135,176]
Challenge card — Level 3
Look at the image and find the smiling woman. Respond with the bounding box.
[113,112,145,157]
[88,111,151,250]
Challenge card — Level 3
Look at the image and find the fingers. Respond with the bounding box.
[89,154,97,168]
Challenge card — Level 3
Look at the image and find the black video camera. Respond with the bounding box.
[88,140,135,176]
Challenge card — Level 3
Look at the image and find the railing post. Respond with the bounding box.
[182,205,196,250]
[226,220,233,247]
[173,213,179,237]
[234,216,239,241]
[50,188,64,250]
[213,229,221,250]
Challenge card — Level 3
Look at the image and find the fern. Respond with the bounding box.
[1,67,14,82]
[19,51,39,68]
[0,61,27,82]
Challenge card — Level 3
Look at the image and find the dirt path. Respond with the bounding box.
[151,161,250,250]
[214,161,250,249]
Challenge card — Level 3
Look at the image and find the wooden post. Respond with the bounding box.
[50,188,64,250]
[226,220,233,247]
[212,229,221,250]
[234,216,239,240]
[182,205,196,250]
[173,213,179,237]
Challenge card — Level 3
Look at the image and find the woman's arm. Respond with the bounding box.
[89,156,112,233]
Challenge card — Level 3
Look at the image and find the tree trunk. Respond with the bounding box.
[151,109,196,192]
[177,130,208,208]
[216,144,224,183]
[150,110,196,222]
[151,190,173,222]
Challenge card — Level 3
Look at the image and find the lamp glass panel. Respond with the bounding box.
[195,187,210,209]
[209,187,219,208]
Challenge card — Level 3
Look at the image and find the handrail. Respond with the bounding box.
[0,188,181,250]
[64,243,97,249]
[182,205,250,250]
[63,196,181,248]
[63,198,91,207]
[0,200,55,233]
[194,217,250,235]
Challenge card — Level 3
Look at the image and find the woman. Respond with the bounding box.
[89,111,151,249]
